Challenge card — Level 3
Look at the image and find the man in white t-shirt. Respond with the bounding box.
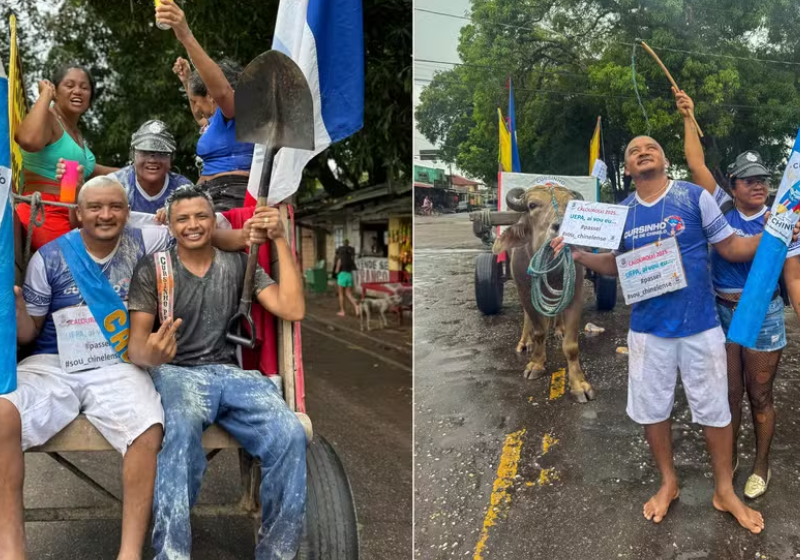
[552,136,773,534]
[0,176,268,558]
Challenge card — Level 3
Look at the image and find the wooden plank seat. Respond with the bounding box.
[28,414,240,453]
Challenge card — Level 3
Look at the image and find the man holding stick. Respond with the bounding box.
[552,136,778,533]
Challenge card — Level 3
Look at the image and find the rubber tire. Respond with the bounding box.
[475,252,504,315]
[595,274,617,311]
[297,435,359,560]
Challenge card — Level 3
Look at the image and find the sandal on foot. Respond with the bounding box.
[744,469,771,499]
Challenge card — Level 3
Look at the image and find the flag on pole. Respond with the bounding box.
[1,23,18,394]
[508,77,521,172]
[498,108,512,172]
[246,0,365,206]
[589,116,600,173]
[8,15,26,195]
[728,124,800,347]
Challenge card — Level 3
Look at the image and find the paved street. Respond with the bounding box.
[415,213,800,560]
[22,315,412,559]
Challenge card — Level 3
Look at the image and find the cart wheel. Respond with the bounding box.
[475,253,503,315]
[297,435,359,560]
[595,275,617,311]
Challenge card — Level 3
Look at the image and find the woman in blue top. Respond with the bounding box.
[157,0,254,212]
[676,89,800,499]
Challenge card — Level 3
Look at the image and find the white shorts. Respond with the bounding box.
[0,354,164,454]
[627,327,730,427]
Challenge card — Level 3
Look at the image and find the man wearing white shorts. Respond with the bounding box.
[0,176,262,560]
[552,136,770,534]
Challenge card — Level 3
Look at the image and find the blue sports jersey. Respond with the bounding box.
[110,166,192,214]
[710,186,800,293]
[23,226,171,355]
[616,181,734,338]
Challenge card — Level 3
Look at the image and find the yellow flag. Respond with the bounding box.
[9,15,29,194]
[589,116,600,174]
[498,108,512,172]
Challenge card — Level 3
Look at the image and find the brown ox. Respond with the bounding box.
[492,184,595,403]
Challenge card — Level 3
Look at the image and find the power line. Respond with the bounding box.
[414,6,800,67]
[414,75,800,112]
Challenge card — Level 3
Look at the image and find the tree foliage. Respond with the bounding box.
[415,0,800,200]
[2,0,410,198]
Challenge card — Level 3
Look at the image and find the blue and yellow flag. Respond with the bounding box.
[498,108,512,172]
[0,19,17,393]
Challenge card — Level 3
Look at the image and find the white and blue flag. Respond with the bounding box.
[248,0,365,205]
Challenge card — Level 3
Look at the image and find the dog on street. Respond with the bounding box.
[359,294,402,331]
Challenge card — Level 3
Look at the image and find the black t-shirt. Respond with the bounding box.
[336,246,356,272]
[128,248,274,366]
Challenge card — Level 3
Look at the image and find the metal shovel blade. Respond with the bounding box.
[235,50,315,152]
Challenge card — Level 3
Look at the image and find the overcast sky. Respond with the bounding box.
[413,0,470,168]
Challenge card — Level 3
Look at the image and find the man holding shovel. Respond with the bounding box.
[128,185,306,559]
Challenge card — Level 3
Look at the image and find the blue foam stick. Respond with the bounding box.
[728,125,800,348]
[0,70,17,394]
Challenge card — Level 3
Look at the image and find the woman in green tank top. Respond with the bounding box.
[14,64,118,250]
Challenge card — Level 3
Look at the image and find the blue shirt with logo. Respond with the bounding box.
[110,165,193,214]
[616,181,733,338]
[710,186,800,293]
[23,226,172,356]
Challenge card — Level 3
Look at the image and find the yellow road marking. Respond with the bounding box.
[538,468,560,486]
[549,368,566,400]
[542,433,558,454]
[472,429,525,560]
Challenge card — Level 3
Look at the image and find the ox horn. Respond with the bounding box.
[505,187,527,212]
[570,190,584,201]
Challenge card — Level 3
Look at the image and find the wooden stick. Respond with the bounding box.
[640,41,704,138]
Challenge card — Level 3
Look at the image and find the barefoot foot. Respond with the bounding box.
[643,481,680,523]
[712,490,764,534]
[337,311,346,317]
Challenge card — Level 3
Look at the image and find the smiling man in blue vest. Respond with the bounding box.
[0,176,268,560]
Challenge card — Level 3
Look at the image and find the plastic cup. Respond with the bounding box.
[60,160,80,204]
[154,0,171,30]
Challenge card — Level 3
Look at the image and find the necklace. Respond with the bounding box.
[631,178,671,250]
[637,178,670,203]
[52,106,85,147]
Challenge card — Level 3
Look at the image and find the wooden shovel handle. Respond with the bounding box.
[640,41,704,138]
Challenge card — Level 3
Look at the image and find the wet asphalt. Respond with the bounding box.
[414,213,800,560]
[22,324,412,559]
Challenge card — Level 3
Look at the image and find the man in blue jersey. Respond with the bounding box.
[0,176,268,559]
[110,120,193,214]
[553,136,769,534]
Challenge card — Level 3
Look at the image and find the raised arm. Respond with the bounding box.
[157,1,236,119]
[173,56,208,127]
[14,81,57,152]
[674,88,716,194]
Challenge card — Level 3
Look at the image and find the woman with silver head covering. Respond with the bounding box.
[108,120,192,214]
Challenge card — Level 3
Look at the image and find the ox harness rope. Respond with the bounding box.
[526,187,577,317]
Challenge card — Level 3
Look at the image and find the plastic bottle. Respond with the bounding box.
[154,0,171,30]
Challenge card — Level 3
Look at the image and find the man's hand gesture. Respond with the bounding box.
[146,318,183,366]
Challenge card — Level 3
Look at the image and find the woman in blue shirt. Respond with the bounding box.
[157,0,254,211]
[676,89,800,499]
